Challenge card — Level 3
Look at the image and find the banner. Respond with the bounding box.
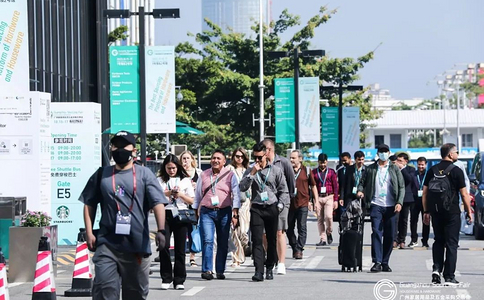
[0,1,29,92]
[298,77,320,143]
[109,46,140,133]
[321,107,339,157]
[342,107,360,155]
[145,46,176,133]
[50,103,101,245]
[274,78,295,143]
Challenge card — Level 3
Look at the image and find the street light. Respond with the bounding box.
[320,82,363,154]
[104,7,180,164]
[268,48,325,149]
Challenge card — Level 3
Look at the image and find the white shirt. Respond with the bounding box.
[371,163,394,207]
[158,177,195,210]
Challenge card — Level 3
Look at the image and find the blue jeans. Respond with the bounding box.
[199,206,232,274]
[370,204,397,265]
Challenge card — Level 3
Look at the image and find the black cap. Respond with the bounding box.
[377,144,390,153]
[111,131,136,146]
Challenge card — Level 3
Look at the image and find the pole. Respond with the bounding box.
[139,6,147,165]
[294,48,300,149]
[457,84,460,152]
[166,133,170,155]
[338,80,343,154]
[98,0,110,166]
[258,0,265,142]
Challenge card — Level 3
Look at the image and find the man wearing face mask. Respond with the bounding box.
[357,144,404,273]
[79,131,168,300]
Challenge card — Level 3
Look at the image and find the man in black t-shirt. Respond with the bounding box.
[422,143,473,286]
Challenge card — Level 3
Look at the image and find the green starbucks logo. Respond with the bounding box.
[56,205,70,220]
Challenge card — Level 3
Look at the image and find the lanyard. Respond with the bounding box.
[210,173,219,194]
[378,165,389,188]
[167,177,179,190]
[294,168,302,180]
[256,166,272,190]
[417,170,427,189]
[317,168,329,186]
[355,167,362,187]
[112,166,136,212]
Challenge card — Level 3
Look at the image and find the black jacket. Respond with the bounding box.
[343,164,366,206]
[401,166,417,203]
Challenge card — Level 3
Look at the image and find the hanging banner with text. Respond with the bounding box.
[109,46,140,133]
[321,107,339,157]
[274,78,295,143]
[342,107,360,155]
[145,46,176,133]
[50,103,101,245]
[0,1,29,92]
[298,77,320,143]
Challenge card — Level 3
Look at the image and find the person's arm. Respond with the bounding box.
[231,173,241,209]
[276,168,290,206]
[152,203,166,231]
[356,167,367,199]
[193,176,203,210]
[84,204,97,251]
[422,185,430,225]
[460,187,473,223]
[331,170,339,206]
[394,166,405,212]
[284,160,296,196]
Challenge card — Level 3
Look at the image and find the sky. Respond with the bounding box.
[155,0,484,100]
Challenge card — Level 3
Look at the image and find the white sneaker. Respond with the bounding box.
[175,284,185,290]
[161,282,171,290]
[276,263,286,275]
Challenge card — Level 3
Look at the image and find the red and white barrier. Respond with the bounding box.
[32,250,56,300]
[64,242,92,297]
[0,263,9,300]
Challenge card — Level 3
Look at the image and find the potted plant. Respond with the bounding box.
[8,210,58,283]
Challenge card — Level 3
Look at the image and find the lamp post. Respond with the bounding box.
[320,81,363,154]
[268,49,325,149]
[104,7,180,165]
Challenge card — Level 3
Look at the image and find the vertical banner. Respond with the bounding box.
[50,103,101,245]
[109,46,140,133]
[298,77,320,143]
[145,46,176,133]
[342,107,360,155]
[0,1,29,92]
[321,107,339,157]
[274,78,295,143]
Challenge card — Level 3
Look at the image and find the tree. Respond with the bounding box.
[151,6,381,157]
[460,73,484,108]
[108,25,129,45]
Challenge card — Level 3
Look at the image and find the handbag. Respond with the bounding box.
[191,225,202,253]
[173,201,198,225]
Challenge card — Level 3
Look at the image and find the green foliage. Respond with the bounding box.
[461,73,484,108]
[20,210,52,227]
[108,25,129,45]
[391,101,413,111]
[154,6,380,157]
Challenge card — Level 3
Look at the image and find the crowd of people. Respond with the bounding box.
[79,131,474,299]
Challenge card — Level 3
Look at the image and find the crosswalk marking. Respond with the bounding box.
[181,286,205,296]
[288,258,307,269]
[305,256,324,269]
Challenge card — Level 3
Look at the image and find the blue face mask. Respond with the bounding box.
[378,152,390,161]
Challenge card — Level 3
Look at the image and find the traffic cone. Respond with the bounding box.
[0,263,9,300]
[65,229,92,297]
[32,237,56,300]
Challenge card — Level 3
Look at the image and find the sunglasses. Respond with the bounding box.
[234,154,244,159]
[254,154,266,161]
[451,151,459,155]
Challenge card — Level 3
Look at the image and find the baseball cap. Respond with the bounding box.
[377,144,390,153]
[111,130,136,146]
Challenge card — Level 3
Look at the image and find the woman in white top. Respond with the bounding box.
[179,150,202,266]
[158,154,195,290]
[227,147,251,267]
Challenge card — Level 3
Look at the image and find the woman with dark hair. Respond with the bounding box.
[179,150,202,267]
[227,147,251,267]
[157,154,195,290]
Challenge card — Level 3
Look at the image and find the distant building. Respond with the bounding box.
[367,83,426,111]
[201,0,272,36]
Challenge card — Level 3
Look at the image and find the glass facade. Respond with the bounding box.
[202,0,271,37]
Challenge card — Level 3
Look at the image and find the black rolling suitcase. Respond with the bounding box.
[338,199,364,272]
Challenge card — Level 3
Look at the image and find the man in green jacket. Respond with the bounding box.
[357,144,404,273]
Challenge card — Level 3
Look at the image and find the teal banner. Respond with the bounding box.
[109,46,140,133]
[321,107,339,157]
[275,78,295,143]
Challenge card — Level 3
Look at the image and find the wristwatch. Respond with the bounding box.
[158,229,166,234]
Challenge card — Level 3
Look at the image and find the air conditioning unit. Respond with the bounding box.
[171,144,187,156]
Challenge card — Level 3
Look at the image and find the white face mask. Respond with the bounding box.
[378,152,390,161]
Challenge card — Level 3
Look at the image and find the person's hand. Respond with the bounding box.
[333,201,339,210]
[466,211,474,224]
[155,232,166,251]
[231,215,239,228]
[339,199,344,207]
[308,202,314,212]
[250,163,262,175]
[423,213,431,225]
[356,191,364,199]
[394,204,402,213]
[86,231,96,252]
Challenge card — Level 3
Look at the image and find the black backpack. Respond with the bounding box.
[427,164,456,212]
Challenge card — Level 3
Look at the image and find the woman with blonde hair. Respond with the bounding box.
[179,150,202,267]
[227,147,251,267]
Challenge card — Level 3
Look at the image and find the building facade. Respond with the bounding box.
[201,0,271,36]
